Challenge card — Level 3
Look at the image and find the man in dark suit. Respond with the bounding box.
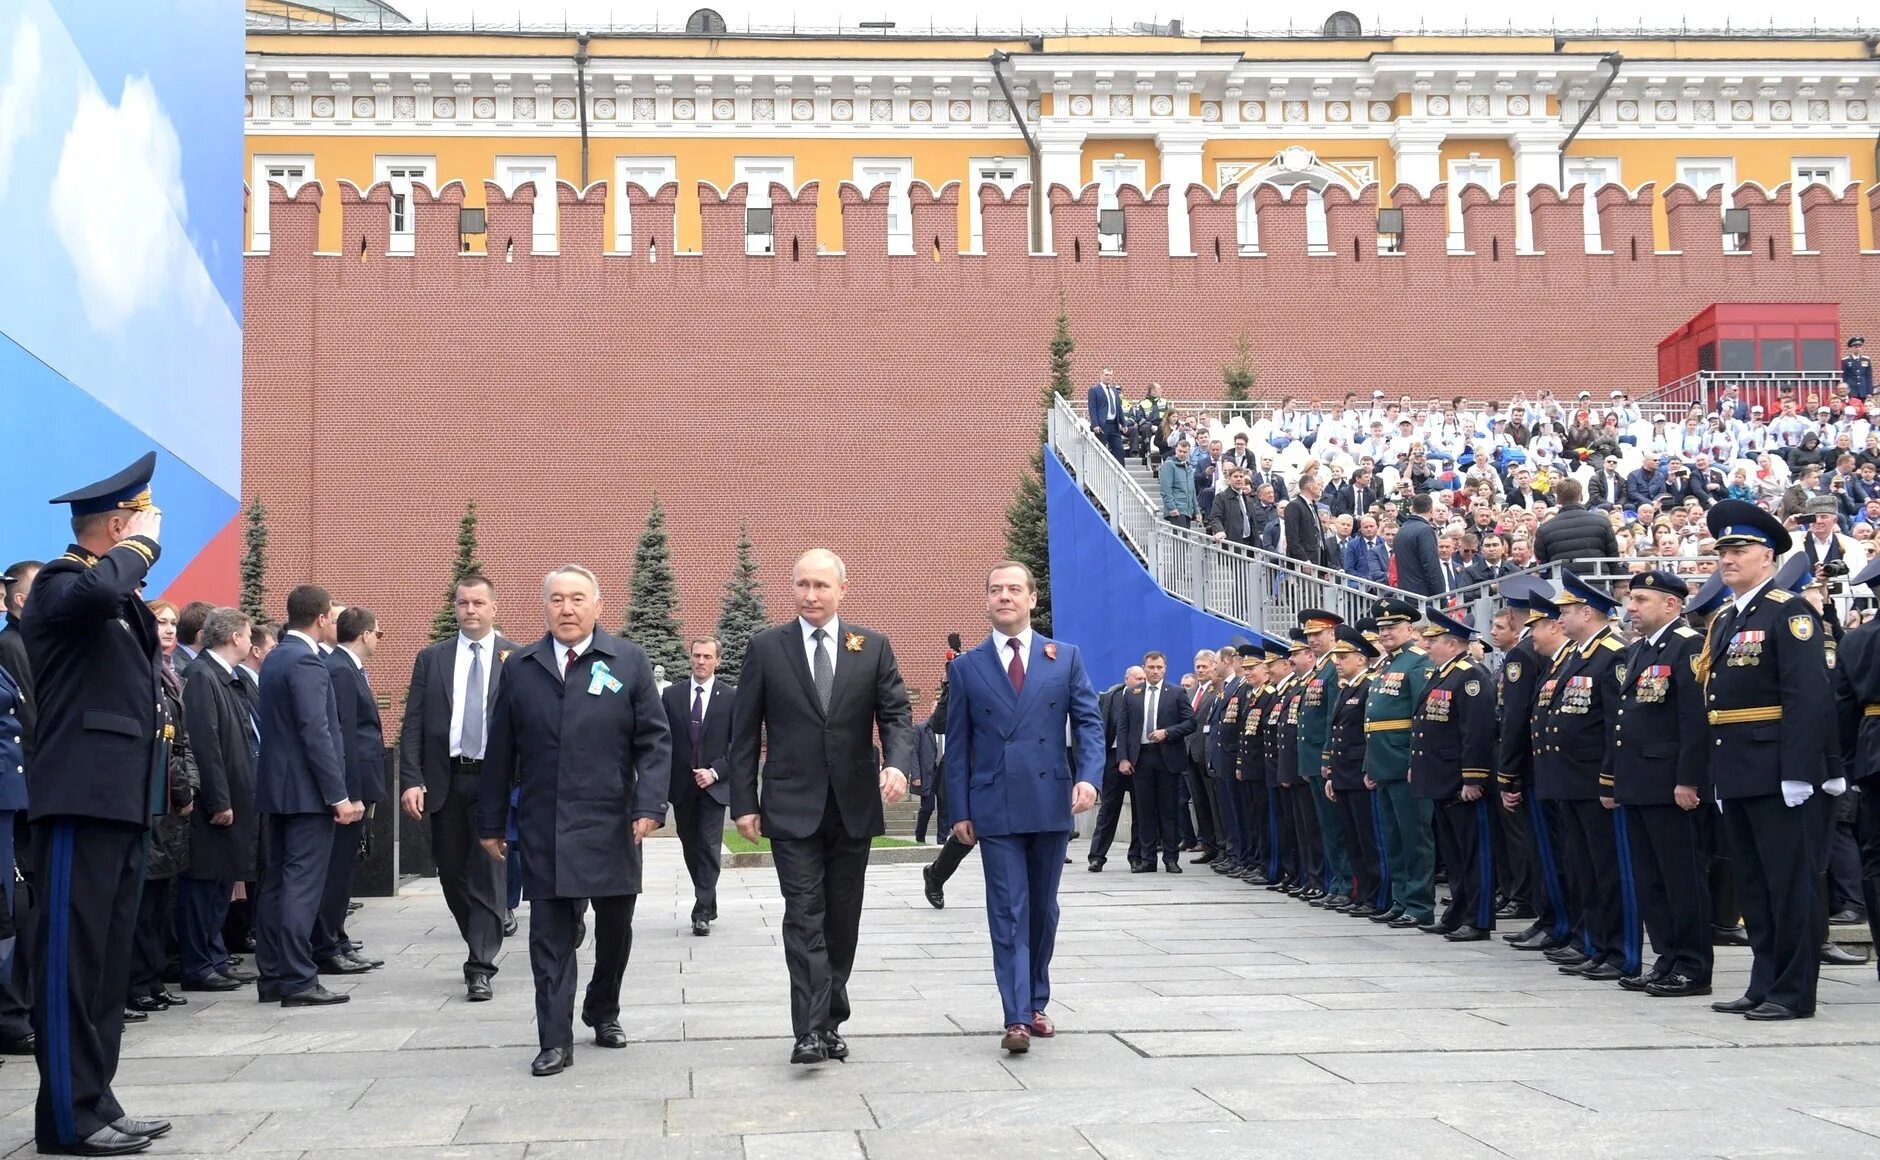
[1392,493,1445,598]
[177,609,261,993]
[1086,370,1126,461]
[1182,653,1221,862]
[1205,468,1259,548]
[662,638,734,936]
[1283,474,1329,569]
[256,585,362,1011]
[943,562,1103,1053]
[1344,515,1391,584]
[400,573,517,1001]
[727,548,916,1067]
[477,564,671,1076]
[1087,668,1145,871]
[317,607,387,977]
[1119,651,1199,872]
[1587,456,1626,509]
[21,453,176,1155]
[1460,532,1516,588]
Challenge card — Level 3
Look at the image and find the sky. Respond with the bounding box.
[387,1,1874,34]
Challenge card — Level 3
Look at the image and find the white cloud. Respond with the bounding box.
[50,74,201,334]
[0,18,42,198]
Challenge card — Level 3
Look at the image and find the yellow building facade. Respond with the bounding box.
[243,23,1880,257]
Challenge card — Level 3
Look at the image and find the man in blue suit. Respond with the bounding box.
[256,585,362,1009]
[316,607,388,975]
[944,562,1103,1054]
[1087,369,1126,461]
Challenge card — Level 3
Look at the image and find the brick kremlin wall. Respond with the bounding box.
[244,175,1880,708]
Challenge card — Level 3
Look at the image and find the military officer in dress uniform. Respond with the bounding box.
[1295,611,1353,909]
[1499,579,1573,950]
[1833,556,1880,976]
[1411,608,1498,941]
[1535,573,1640,983]
[1843,336,1873,401]
[1364,600,1435,930]
[20,452,173,1156]
[1273,632,1321,899]
[1238,636,1288,886]
[1702,500,1837,1020]
[1321,626,1385,918]
[1610,571,1714,997]
[1213,644,1264,880]
[1509,592,1581,954]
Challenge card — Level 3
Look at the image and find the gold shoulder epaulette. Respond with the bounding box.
[1598,636,1623,651]
[1673,625,1698,639]
[1767,590,1793,604]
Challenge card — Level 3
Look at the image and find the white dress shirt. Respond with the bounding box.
[800,616,842,672]
[286,629,321,653]
[450,631,498,757]
[992,627,1032,676]
[555,634,594,674]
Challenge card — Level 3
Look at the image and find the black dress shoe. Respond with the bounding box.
[1369,908,1404,924]
[1827,908,1865,926]
[1388,914,1423,930]
[347,900,364,912]
[1546,949,1589,967]
[1711,996,1761,1014]
[1512,931,1568,952]
[157,991,186,1006]
[531,1047,572,1076]
[1445,926,1492,942]
[593,1021,628,1048]
[346,950,385,969]
[467,973,492,1002]
[1087,860,1104,873]
[1711,925,1751,947]
[1130,863,1153,874]
[1579,963,1624,981]
[41,1125,152,1155]
[791,1033,828,1065]
[222,966,259,983]
[1418,921,1457,935]
[121,1008,147,1023]
[1189,848,1217,864]
[1617,971,1666,993]
[502,909,519,937]
[692,918,711,936]
[1745,1001,1810,1021]
[0,1032,34,1054]
[1127,860,1146,872]
[182,974,243,992]
[1496,902,1537,921]
[317,955,372,975]
[1820,941,1870,966]
[922,864,946,908]
[109,1118,170,1140]
[280,984,350,1006]
[821,1030,849,1061]
[1347,904,1383,919]
[1164,862,1183,874]
[1645,974,1712,998]
[127,996,167,1014]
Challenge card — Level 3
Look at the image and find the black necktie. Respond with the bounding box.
[811,629,834,711]
[690,685,704,756]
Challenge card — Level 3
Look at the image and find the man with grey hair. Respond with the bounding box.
[478,565,672,1077]
[728,548,916,1066]
[178,609,261,993]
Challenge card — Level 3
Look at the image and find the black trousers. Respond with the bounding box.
[31,819,142,1150]
[1558,799,1639,973]
[1088,763,1143,866]
[432,774,507,978]
[1626,802,1713,982]
[1827,805,1864,917]
[176,875,234,984]
[672,785,726,923]
[1722,792,1821,1013]
[1285,783,1323,890]
[1132,747,1182,865]
[1497,789,1537,909]
[1184,764,1219,852]
[1856,780,1880,954]
[529,893,635,1052]
[256,812,335,998]
[0,810,36,1043]
[914,793,938,843]
[1332,785,1384,908]
[312,817,364,961]
[1265,784,1297,884]
[930,834,974,887]
[1434,797,1496,931]
[769,795,871,1038]
[127,874,174,1002]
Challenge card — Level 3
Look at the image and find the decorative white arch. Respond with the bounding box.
[1218,147,1376,253]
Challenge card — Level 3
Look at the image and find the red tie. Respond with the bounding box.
[563,647,579,677]
[1006,639,1025,693]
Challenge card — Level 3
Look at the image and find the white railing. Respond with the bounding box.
[1645,371,1844,420]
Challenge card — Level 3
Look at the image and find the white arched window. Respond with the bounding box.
[1220,148,1371,256]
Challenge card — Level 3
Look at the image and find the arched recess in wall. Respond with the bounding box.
[1220,147,1374,254]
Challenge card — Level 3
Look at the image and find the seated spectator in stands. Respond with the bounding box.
[1222,431,1256,473]
[1726,466,1756,502]
[1789,430,1829,474]
[1755,452,1790,503]
[1344,515,1390,584]
[1690,453,1729,505]
[1782,462,1825,519]
[1586,454,1625,509]
[1461,532,1514,586]
[1206,467,1259,548]
[1509,534,1535,570]
[1160,438,1199,528]
[1625,453,1668,507]
[1858,498,1880,528]
[1663,461,1710,510]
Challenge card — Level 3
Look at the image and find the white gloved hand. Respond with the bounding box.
[1824,777,1849,797]
[1780,780,1815,808]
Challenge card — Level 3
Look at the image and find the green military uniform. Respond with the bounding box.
[1366,624,1436,924]
[1295,611,1352,900]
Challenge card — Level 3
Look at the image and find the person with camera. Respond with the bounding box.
[1793,495,1867,592]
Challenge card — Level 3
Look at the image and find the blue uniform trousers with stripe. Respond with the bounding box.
[1434,797,1497,932]
[31,819,142,1149]
[1560,799,1640,974]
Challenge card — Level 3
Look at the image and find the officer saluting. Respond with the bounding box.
[1610,571,1714,998]
[1701,500,1837,1020]
[20,452,174,1155]
[1843,337,1872,402]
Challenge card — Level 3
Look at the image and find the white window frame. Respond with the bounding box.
[1445,156,1501,252]
[1791,156,1849,252]
[734,157,794,255]
[613,156,677,253]
[495,155,558,253]
[1564,157,1620,253]
[251,154,313,252]
[1676,156,1737,249]
[1093,158,1147,254]
[968,156,1028,252]
[853,157,915,255]
[374,155,434,255]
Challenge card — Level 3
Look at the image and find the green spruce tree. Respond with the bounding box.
[239,495,270,627]
[1002,294,1073,635]
[429,500,484,643]
[1222,330,1257,421]
[624,496,688,673]
[714,523,768,684]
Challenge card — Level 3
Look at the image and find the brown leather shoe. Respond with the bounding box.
[1000,1024,1031,1053]
[1029,1011,1056,1038]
